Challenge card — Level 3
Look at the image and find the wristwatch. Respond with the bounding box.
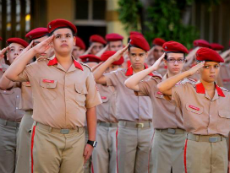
[87,140,97,148]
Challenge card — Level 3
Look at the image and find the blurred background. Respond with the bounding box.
[0,0,229,49]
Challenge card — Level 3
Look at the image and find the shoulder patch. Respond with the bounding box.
[80,63,92,71]
[220,87,229,92]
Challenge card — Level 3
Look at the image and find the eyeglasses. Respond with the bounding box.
[166,59,185,63]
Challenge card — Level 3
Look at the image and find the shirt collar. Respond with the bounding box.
[195,81,225,97]
[47,57,83,71]
[125,63,153,76]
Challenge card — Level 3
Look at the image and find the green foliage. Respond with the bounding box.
[117,0,222,49]
[117,0,142,31]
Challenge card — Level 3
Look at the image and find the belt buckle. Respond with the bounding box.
[136,123,144,128]
[60,129,70,134]
[167,128,176,134]
[209,137,218,143]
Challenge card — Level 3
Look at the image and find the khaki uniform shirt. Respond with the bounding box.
[17,57,102,128]
[172,81,230,137]
[0,66,24,122]
[105,66,160,121]
[138,74,195,129]
[96,83,117,123]
[219,64,230,91]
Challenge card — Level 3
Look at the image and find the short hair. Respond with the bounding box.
[128,44,147,52]
[164,52,185,60]
[49,27,75,36]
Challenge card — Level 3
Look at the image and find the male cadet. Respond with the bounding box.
[92,51,124,173]
[184,39,211,81]
[15,27,52,173]
[72,36,86,61]
[5,19,102,173]
[125,41,194,173]
[93,35,156,173]
[79,54,101,173]
[106,33,124,52]
[158,47,230,173]
[0,38,28,173]
[146,38,166,66]
[84,34,106,55]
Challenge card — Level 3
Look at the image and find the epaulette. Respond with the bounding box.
[80,62,92,71]
[152,71,162,79]
[220,87,229,92]
[36,57,49,62]
[187,77,197,83]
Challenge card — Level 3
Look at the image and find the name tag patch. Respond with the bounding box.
[189,105,200,111]
[42,79,54,83]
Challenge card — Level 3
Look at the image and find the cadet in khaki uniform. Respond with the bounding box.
[158,47,230,173]
[72,36,86,61]
[106,33,124,52]
[92,51,124,173]
[15,27,52,173]
[84,35,106,56]
[79,54,101,173]
[0,38,28,173]
[5,19,102,173]
[146,38,165,66]
[125,41,196,173]
[94,35,158,173]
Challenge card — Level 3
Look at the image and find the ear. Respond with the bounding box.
[73,36,76,46]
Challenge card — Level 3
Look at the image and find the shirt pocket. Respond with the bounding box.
[75,83,88,107]
[218,110,230,119]
[185,103,203,114]
[39,78,57,100]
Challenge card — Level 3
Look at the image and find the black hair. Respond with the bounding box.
[128,44,147,52]
[49,27,75,36]
[164,52,185,60]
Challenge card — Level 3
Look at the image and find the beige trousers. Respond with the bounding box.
[117,121,153,173]
[92,123,117,173]
[31,122,85,173]
[184,135,228,173]
[149,129,186,173]
[0,118,20,173]
[15,111,34,173]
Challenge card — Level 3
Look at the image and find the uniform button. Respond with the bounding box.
[4,91,6,93]
[16,95,19,98]
[16,107,18,109]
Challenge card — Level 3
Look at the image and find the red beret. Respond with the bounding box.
[25,27,49,40]
[90,35,106,44]
[47,19,77,34]
[79,54,101,63]
[129,35,150,51]
[75,36,86,50]
[210,43,224,51]
[129,31,143,37]
[193,39,210,48]
[163,41,188,54]
[7,38,29,48]
[101,51,124,65]
[0,37,2,41]
[152,38,166,46]
[196,47,224,62]
[106,33,124,41]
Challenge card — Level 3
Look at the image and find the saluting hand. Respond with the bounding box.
[188,61,205,75]
[110,44,129,62]
[33,35,54,54]
[0,47,9,59]
[151,53,165,70]
[20,41,33,55]
[83,144,93,164]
